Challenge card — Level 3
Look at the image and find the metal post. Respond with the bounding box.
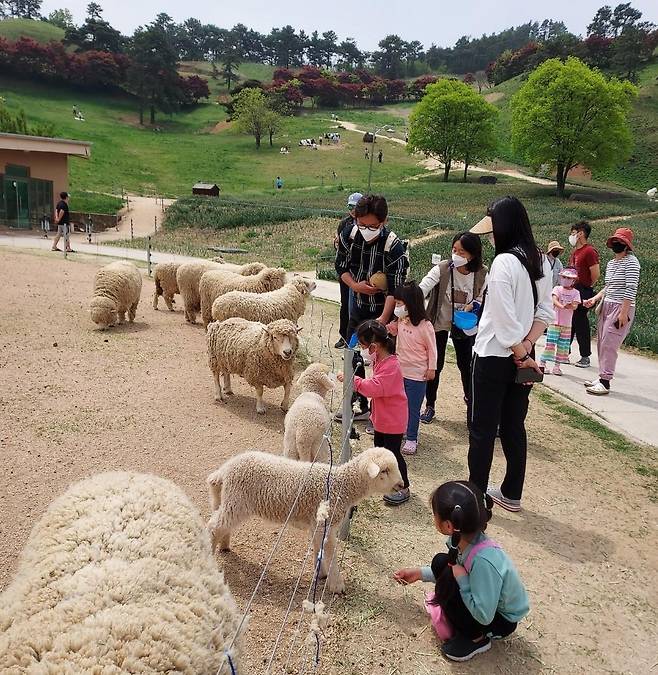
[86,215,93,244]
[338,346,355,540]
[130,218,134,240]
[154,215,157,234]
[147,235,152,277]
[366,132,376,193]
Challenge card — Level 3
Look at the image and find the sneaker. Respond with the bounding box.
[586,381,610,396]
[365,421,374,435]
[487,486,521,512]
[551,365,563,376]
[420,407,435,424]
[574,357,591,368]
[334,337,347,349]
[401,440,417,455]
[442,636,491,662]
[583,378,599,387]
[383,487,410,505]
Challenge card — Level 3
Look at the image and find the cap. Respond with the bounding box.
[348,192,363,207]
[470,215,493,235]
[606,227,634,251]
[559,267,578,279]
[547,240,564,253]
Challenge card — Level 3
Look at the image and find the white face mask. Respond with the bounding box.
[452,253,469,268]
[486,232,496,247]
[394,305,408,319]
[359,226,380,243]
[568,233,578,247]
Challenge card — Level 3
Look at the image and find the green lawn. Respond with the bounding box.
[0,18,64,43]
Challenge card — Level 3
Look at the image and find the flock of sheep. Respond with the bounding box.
[0,255,404,672]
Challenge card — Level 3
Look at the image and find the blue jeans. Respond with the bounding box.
[404,378,426,442]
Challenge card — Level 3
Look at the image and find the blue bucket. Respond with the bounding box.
[453,310,478,331]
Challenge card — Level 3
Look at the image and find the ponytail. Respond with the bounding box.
[447,505,463,566]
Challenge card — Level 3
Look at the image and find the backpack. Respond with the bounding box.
[348,224,409,258]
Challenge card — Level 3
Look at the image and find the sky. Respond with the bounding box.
[40,0,658,51]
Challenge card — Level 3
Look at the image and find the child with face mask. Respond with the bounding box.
[386,281,437,456]
[540,268,580,375]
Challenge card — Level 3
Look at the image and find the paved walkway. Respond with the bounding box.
[2,232,656,447]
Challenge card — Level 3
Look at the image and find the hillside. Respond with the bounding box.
[0,18,64,43]
[178,61,275,96]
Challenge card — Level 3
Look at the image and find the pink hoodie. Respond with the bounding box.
[354,353,408,434]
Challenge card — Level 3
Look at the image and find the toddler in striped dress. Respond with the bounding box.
[540,268,580,375]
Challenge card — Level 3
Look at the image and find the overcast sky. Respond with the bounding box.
[40,0,658,51]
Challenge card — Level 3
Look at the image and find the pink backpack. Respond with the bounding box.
[424,539,501,641]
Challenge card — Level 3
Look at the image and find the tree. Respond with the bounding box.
[47,8,73,29]
[455,96,498,181]
[588,5,615,37]
[512,57,636,197]
[219,43,241,90]
[0,0,42,19]
[233,87,270,148]
[263,107,283,146]
[337,38,363,70]
[321,30,338,67]
[372,34,407,78]
[65,2,123,53]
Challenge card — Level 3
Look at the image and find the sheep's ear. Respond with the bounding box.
[366,462,380,479]
[321,374,336,390]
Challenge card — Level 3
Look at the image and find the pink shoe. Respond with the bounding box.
[552,365,563,376]
[402,440,417,455]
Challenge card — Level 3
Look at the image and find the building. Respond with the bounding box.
[192,182,220,197]
[0,133,91,229]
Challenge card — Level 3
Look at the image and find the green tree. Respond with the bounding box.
[47,8,73,29]
[372,34,407,78]
[408,79,497,182]
[233,88,270,148]
[263,107,283,147]
[512,57,637,197]
[0,0,42,19]
[219,45,241,90]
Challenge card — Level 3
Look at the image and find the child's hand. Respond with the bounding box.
[451,564,467,579]
[337,372,344,383]
[570,301,580,310]
[393,568,422,585]
[554,301,565,310]
[425,369,436,381]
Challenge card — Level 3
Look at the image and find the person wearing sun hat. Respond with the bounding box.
[546,240,564,286]
[581,227,640,395]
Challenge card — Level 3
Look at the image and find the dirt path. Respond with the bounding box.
[1,250,656,674]
[95,195,175,242]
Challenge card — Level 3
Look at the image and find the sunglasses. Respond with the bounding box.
[358,223,381,231]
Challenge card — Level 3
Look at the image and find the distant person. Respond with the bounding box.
[364,147,369,160]
[546,240,564,286]
[275,176,283,190]
[51,192,74,253]
[378,149,383,163]
[568,221,600,368]
[72,104,78,117]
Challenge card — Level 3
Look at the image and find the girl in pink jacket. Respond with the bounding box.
[340,320,410,505]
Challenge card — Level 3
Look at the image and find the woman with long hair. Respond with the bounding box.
[467,197,553,512]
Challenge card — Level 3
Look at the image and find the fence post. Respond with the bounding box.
[338,346,355,541]
[147,235,152,277]
[130,218,134,240]
[86,215,93,244]
[154,215,157,234]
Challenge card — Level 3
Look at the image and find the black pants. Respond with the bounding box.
[338,278,350,341]
[467,354,531,501]
[373,431,408,488]
[425,330,475,407]
[571,285,594,358]
[348,301,380,413]
[431,553,517,640]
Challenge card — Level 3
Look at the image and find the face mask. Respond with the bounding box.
[559,278,574,288]
[359,226,380,243]
[451,253,469,268]
[550,251,561,259]
[394,305,408,319]
[568,233,578,247]
[486,232,495,247]
[611,242,626,253]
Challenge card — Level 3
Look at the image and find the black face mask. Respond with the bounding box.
[611,242,627,253]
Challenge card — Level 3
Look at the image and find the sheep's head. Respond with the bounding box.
[358,447,404,495]
[296,362,336,396]
[291,276,316,296]
[241,262,266,276]
[210,256,225,263]
[265,319,301,361]
[90,296,118,329]
[261,267,287,291]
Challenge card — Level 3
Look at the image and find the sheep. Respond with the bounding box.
[206,447,404,593]
[0,472,242,672]
[211,275,316,324]
[90,260,142,328]
[200,266,287,327]
[207,317,300,414]
[283,363,336,463]
[152,261,181,310]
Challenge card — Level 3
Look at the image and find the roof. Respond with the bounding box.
[193,182,219,190]
[0,133,91,158]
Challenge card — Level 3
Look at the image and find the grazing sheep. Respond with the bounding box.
[206,447,404,592]
[207,317,300,414]
[90,260,142,328]
[0,472,241,672]
[200,266,287,326]
[284,363,336,462]
[152,261,181,310]
[211,276,316,324]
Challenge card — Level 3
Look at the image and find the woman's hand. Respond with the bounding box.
[451,564,467,579]
[425,369,436,381]
[393,568,422,585]
[583,297,597,309]
[617,312,629,328]
[353,281,379,295]
[463,302,474,312]
[337,372,344,383]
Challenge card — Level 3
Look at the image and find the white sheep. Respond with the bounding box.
[90,260,142,328]
[200,266,287,327]
[0,472,242,672]
[152,261,181,310]
[206,447,404,593]
[207,317,300,414]
[211,275,316,324]
[284,363,336,463]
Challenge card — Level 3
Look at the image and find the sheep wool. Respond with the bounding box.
[152,261,181,310]
[207,317,300,414]
[211,276,316,324]
[175,259,227,323]
[207,447,404,593]
[0,472,241,673]
[199,266,287,326]
[283,363,336,463]
[90,260,142,329]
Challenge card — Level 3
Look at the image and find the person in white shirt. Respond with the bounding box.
[467,197,553,513]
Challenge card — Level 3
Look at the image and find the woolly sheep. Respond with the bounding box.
[283,363,336,463]
[207,317,300,414]
[0,472,241,672]
[90,260,142,329]
[200,266,287,327]
[206,447,403,593]
[211,275,316,324]
[152,261,181,310]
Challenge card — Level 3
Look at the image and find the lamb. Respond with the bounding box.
[283,363,336,463]
[90,260,142,328]
[206,447,403,593]
[200,266,287,326]
[207,317,300,414]
[211,275,316,324]
[0,472,242,673]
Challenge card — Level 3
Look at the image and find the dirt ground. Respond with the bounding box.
[1,250,657,674]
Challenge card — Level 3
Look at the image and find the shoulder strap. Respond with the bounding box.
[349,223,359,241]
[384,230,398,252]
[464,539,501,573]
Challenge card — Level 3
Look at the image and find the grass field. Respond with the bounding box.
[0,17,65,43]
